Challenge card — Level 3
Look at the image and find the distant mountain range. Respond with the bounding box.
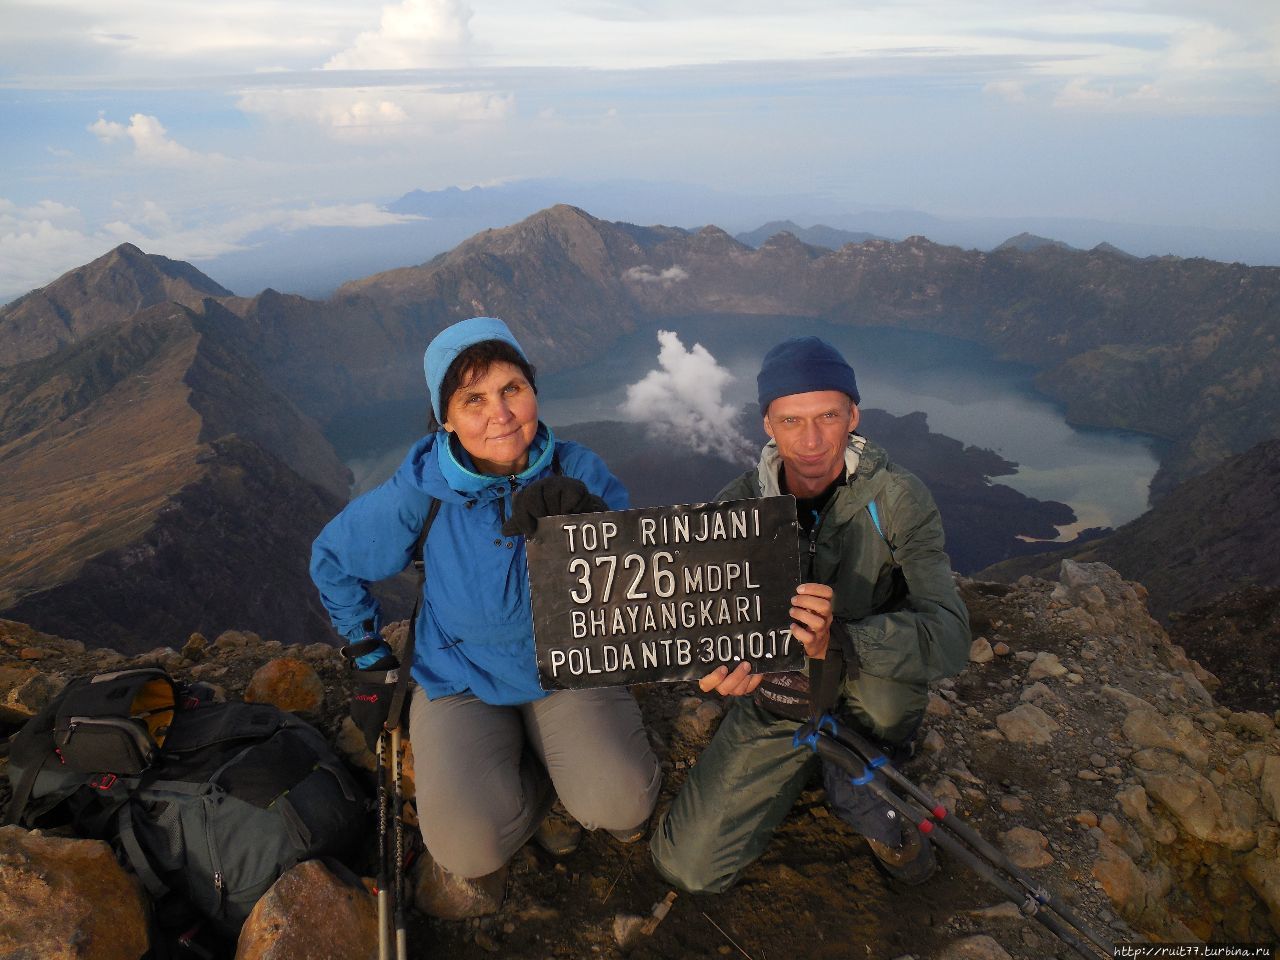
[2,203,1279,649]
[734,221,887,250]
[167,179,1280,301]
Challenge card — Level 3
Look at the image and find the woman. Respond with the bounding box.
[310,316,660,885]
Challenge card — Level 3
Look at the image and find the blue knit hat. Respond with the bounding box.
[757,336,860,414]
[423,316,529,420]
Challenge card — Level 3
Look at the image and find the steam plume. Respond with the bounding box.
[620,330,757,465]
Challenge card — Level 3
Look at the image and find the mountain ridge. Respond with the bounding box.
[978,437,1280,620]
[0,243,233,367]
[0,306,348,651]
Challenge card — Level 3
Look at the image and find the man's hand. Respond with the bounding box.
[698,661,765,697]
[790,582,834,660]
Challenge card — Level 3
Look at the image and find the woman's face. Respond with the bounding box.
[443,360,539,476]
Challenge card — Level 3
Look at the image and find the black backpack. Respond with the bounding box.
[5,668,367,940]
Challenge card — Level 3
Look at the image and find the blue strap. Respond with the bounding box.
[849,768,875,787]
[818,714,839,736]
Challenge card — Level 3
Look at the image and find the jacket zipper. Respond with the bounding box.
[805,498,838,581]
[499,474,521,526]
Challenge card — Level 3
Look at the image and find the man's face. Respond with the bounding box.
[763,390,859,497]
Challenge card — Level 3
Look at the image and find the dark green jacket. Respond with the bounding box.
[716,435,970,686]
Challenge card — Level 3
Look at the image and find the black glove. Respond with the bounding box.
[343,639,401,752]
[501,476,608,539]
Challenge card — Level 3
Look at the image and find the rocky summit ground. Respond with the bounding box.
[2,560,1278,960]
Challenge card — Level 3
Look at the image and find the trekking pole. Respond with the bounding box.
[390,724,408,960]
[795,720,1113,960]
[376,730,391,960]
[819,719,1115,956]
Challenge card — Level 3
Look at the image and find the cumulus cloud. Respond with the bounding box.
[623,264,689,286]
[325,0,473,70]
[235,86,512,139]
[1052,78,1169,110]
[621,330,756,465]
[88,113,212,165]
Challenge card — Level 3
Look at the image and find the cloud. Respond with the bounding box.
[0,197,422,304]
[1052,77,1173,110]
[88,113,213,165]
[235,85,512,139]
[983,79,1028,103]
[325,0,473,70]
[0,199,108,302]
[620,330,756,465]
[623,264,689,285]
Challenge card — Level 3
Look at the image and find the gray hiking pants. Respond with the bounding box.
[409,684,660,878]
[650,672,926,894]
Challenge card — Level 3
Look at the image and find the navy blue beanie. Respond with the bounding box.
[757,336,860,414]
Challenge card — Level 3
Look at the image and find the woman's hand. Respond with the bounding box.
[501,477,607,538]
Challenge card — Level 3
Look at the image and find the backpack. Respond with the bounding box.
[5,668,367,940]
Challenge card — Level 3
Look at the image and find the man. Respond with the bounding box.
[650,336,970,893]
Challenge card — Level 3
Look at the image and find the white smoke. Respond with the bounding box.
[623,264,689,286]
[620,330,757,465]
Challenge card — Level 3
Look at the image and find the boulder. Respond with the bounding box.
[1260,755,1280,822]
[1026,652,1067,681]
[994,703,1059,746]
[1227,711,1276,739]
[181,632,209,661]
[1241,851,1280,934]
[968,637,994,663]
[235,859,377,960]
[997,826,1053,869]
[937,934,1013,959]
[1091,834,1150,922]
[0,666,63,722]
[243,657,324,715]
[1122,708,1210,768]
[0,826,149,960]
[1140,766,1258,851]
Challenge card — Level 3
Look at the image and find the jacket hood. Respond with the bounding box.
[400,423,557,502]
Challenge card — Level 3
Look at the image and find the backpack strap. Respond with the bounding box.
[385,497,442,732]
[3,749,50,826]
[807,623,848,720]
[117,803,173,900]
[807,497,889,719]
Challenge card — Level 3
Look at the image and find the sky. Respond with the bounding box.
[2,0,1279,302]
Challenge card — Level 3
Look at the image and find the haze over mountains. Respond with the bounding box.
[175,180,1280,303]
[1,203,1278,653]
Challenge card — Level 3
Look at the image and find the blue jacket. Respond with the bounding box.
[310,424,629,705]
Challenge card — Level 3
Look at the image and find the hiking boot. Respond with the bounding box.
[865,820,937,885]
[413,848,507,919]
[534,803,583,857]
